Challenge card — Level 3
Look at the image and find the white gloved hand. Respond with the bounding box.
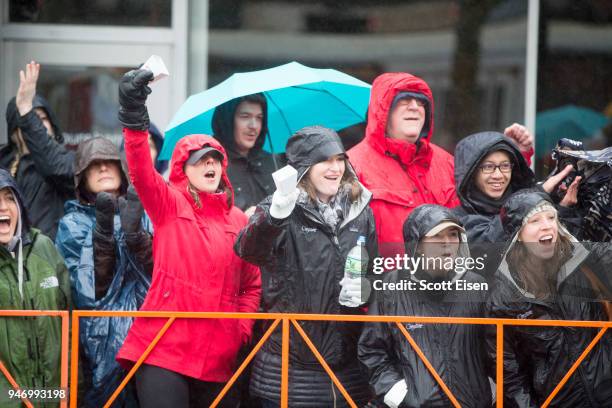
[338,277,371,307]
[383,379,408,408]
[269,188,300,219]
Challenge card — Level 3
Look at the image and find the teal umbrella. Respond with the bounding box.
[535,105,610,156]
[160,61,371,159]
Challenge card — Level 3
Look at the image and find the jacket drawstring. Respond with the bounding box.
[17,238,24,299]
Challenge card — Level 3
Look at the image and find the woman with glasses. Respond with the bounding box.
[452,131,579,276]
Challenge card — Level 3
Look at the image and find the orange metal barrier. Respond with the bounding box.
[0,310,69,408]
[66,311,612,408]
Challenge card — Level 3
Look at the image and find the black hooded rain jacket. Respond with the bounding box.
[487,189,612,407]
[359,205,492,408]
[212,95,281,210]
[1,95,74,240]
[235,126,377,406]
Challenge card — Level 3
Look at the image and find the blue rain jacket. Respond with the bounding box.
[56,200,152,408]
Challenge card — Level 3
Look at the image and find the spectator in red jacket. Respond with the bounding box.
[349,72,533,257]
[116,69,261,408]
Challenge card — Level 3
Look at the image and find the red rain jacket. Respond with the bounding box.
[348,73,459,256]
[117,129,261,382]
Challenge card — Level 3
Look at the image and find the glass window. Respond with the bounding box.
[208,0,528,153]
[9,0,171,27]
[535,1,612,177]
[36,65,130,147]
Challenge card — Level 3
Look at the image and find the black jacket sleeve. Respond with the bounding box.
[18,110,74,193]
[358,292,404,398]
[486,290,538,408]
[92,229,116,300]
[234,199,287,267]
[125,230,154,277]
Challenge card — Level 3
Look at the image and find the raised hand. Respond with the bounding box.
[16,61,40,116]
[559,176,581,207]
[118,68,154,130]
[542,164,574,193]
[504,123,534,152]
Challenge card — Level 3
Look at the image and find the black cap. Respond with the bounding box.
[186,147,224,165]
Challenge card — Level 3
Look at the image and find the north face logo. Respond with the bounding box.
[40,276,59,289]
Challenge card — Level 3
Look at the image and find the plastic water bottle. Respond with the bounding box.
[344,236,368,279]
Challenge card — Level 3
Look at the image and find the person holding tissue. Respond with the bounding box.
[235,125,378,407]
[115,68,261,407]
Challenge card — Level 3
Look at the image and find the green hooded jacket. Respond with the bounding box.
[0,168,71,407]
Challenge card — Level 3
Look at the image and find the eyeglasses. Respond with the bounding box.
[479,162,513,174]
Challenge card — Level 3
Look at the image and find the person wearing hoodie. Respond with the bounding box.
[487,189,612,407]
[359,205,491,408]
[235,126,378,407]
[0,168,71,401]
[453,132,582,275]
[0,61,74,240]
[348,72,534,258]
[212,93,280,215]
[148,122,169,176]
[116,69,261,408]
[55,137,152,407]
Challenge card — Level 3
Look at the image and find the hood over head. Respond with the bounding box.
[0,168,30,247]
[455,132,535,215]
[149,122,169,174]
[211,93,268,155]
[500,189,555,242]
[364,72,434,162]
[74,137,129,203]
[169,134,234,208]
[498,189,581,298]
[0,168,30,299]
[286,125,347,182]
[6,94,64,143]
[403,204,467,258]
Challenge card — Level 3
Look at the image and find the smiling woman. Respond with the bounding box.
[0,168,70,399]
[235,126,378,407]
[0,188,18,245]
[488,189,612,406]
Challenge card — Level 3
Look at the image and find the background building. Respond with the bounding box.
[1,0,611,176]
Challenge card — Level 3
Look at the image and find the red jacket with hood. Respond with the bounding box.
[117,129,261,382]
[348,73,459,256]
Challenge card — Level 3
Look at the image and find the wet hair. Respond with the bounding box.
[298,157,362,203]
[507,221,573,299]
[187,179,232,209]
[240,93,266,109]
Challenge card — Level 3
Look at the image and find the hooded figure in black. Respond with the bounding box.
[453,132,535,243]
[359,205,492,408]
[486,189,612,408]
[1,94,74,240]
[235,126,377,407]
[212,93,281,212]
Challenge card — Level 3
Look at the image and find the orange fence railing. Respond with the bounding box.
[0,310,69,408]
[64,311,612,408]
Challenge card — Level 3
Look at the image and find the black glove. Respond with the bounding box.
[118,69,154,130]
[119,185,154,276]
[118,185,144,234]
[94,192,116,236]
[93,192,117,299]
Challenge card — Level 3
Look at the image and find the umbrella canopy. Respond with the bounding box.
[160,61,371,159]
[535,105,610,157]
